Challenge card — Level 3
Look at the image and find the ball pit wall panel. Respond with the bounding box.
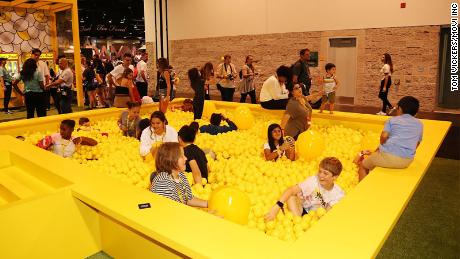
[0,100,451,259]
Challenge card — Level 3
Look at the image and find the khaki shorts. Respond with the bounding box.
[362,151,413,171]
[321,92,336,104]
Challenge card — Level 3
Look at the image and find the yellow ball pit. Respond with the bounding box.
[209,187,251,225]
[296,130,326,161]
[232,106,254,130]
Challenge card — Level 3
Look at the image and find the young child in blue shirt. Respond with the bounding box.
[357,96,423,181]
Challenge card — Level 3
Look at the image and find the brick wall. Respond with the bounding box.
[169,26,440,111]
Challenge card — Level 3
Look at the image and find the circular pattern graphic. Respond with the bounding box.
[13,18,28,32]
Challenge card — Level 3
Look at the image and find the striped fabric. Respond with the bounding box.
[150,171,193,204]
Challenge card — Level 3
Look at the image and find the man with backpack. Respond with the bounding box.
[292,48,312,96]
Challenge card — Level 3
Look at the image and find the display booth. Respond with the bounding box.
[0,0,83,108]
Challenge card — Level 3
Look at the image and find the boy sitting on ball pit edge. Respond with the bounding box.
[265,157,344,221]
[355,96,423,181]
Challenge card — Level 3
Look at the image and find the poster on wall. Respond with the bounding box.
[308,52,318,67]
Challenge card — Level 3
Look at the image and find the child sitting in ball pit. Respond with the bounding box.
[265,157,344,221]
[150,142,208,208]
[178,123,209,185]
[37,119,98,158]
[118,101,141,138]
[139,111,178,157]
[199,113,237,135]
[263,123,295,161]
[170,98,194,112]
[355,96,423,181]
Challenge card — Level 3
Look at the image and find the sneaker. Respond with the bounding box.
[4,110,13,114]
[376,111,386,115]
[387,107,397,115]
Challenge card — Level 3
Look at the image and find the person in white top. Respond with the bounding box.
[107,53,134,104]
[377,53,395,115]
[46,58,73,114]
[263,123,295,161]
[265,157,345,221]
[135,52,148,98]
[42,119,97,158]
[259,65,290,110]
[139,111,178,157]
[31,49,51,109]
[215,54,237,102]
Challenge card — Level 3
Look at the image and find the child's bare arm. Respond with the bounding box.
[380,131,389,145]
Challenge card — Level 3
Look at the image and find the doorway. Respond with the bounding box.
[327,38,357,104]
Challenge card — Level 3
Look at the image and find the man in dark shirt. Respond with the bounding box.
[199,113,237,135]
[292,48,312,96]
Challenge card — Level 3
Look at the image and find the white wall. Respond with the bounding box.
[168,0,453,40]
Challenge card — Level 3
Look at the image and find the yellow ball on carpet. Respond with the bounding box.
[209,187,251,225]
[232,106,254,130]
[296,130,325,161]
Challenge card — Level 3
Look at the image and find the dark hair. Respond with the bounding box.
[150,111,168,124]
[276,65,292,80]
[383,53,393,73]
[319,157,343,176]
[122,68,133,78]
[224,54,231,60]
[201,62,214,79]
[189,121,199,134]
[85,60,93,69]
[299,48,309,56]
[20,58,38,82]
[245,55,254,70]
[210,113,222,126]
[31,48,42,55]
[127,101,141,109]
[138,118,151,139]
[78,117,90,126]
[178,124,197,143]
[157,58,169,71]
[155,142,182,174]
[61,119,76,129]
[267,123,284,152]
[188,67,202,92]
[397,96,419,116]
[123,53,133,59]
[325,63,336,71]
[0,57,6,63]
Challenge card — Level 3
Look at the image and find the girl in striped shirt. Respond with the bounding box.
[150,142,208,207]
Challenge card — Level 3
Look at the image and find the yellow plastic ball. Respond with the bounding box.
[361,133,380,151]
[232,106,254,130]
[209,187,251,225]
[296,130,325,161]
[203,101,217,119]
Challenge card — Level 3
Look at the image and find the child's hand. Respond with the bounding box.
[264,206,280,221]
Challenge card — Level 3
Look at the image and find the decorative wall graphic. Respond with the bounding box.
[0,8,52,54]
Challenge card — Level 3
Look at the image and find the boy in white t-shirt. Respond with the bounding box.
[265,157,344,220]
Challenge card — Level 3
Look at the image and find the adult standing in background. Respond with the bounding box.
[216,54,237,101]
[0,58,13,114]
[292,48,312,96]
[47,58,74,114]
[156,58,173,113]
[188,67,205,120]
[201,62,214,100]
[31,49,50,110]
[377,53,395,115]
[135,52,148,98]
[259,65,290,110]
[107,53,134,105]
[239,55,257,104]
[13,58,46,118]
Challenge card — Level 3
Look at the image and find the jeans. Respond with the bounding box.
[240,90,256,104]
[136,81,148,98]
[24,91,46,118]
[3,83,12,111]
[59,90,73,114]
[220,87,235,102]
[260,99,289,110]
[49,87,61,113]
[378,90,393,113]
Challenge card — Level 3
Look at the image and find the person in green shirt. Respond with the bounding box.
[13,58,47,119]
[0,58,13,114]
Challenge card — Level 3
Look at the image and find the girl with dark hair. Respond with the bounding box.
[139,111,178,157]
[157,58,173,113]
[377,53,395,115]
[13,58,47,118]
[263,123,295,161]
[178,123,209,184]
[239,55,257,104]
[37,119,97,158]
[93,57,108,107]
[201,62,215,100]
[118,101,141,138]
[114,68,135,107]
[188,67,205,120]
[150,142,208,207]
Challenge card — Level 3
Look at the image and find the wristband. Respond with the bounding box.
[276,201,285,214]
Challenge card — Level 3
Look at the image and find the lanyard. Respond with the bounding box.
[149,127,166,142]
[172,176,186,204]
